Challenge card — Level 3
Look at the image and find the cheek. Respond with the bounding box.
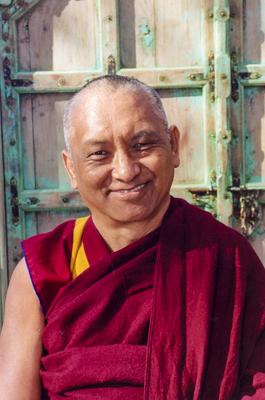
[150,157,175,188]
[75,164,111,190]
[144,152,174,174]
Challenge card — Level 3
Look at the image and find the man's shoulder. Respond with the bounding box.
[173,197,249,249]
[20,217,89,313]
[21,218,77,276]
[172,197,265,279]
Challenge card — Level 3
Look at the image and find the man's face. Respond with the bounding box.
[63,86,180,226]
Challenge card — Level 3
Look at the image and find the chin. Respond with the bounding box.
[109,204,157,224]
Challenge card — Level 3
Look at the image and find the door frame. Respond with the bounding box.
[0,102,7,324]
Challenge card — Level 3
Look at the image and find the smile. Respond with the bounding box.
[116,183,146,193]
[109,182,149,196]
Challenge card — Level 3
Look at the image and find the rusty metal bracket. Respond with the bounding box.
[208,51,215,102]
[107,55,116,75]
[239,72,262,80]
[215,7,230,22]
[189,190,217,216]
[3,57,33,87]
[232,187,265,238]
[187,52,215,100]
[239,190,261,237]
[10,176,19,224]
[231,51,239,102]
[188,73,204,82]
[231,51,263,102]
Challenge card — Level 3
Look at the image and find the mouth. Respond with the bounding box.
[115,183,147,193]
[109,182,150,196]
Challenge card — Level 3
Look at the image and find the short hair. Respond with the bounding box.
[63,75,168,153]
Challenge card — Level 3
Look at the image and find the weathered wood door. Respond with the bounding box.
[229,0,265,259]
[0,0,265,322]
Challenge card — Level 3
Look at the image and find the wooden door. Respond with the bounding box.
[229,0,265,260]
[0,0,264,322]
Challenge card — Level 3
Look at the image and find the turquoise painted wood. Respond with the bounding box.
[1,0,265,323]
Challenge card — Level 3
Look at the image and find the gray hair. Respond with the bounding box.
[63,75,168,153]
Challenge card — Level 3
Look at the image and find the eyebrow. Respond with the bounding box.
[82,130,162,147]
[131,130,161,141]
[83,139,108,147]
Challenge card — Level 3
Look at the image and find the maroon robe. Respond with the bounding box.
[22,198,265,399]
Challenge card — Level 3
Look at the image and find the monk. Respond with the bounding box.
[0,75,265,400]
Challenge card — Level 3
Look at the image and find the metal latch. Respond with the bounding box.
[10,177,19,224]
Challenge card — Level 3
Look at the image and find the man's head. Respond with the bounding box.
[63,75,180,227]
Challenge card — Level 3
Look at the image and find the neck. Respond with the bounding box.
[92,198,170,252]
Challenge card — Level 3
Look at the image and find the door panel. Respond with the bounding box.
[243,87,265,185]
[119,0,209,68]
[230,0,265,256]
[243,0,265,65]
[159,88,208,186]
[17,0,100,71]
[20,93,71,190]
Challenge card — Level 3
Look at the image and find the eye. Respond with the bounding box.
[88,150,109,160]
[133,142,153,151]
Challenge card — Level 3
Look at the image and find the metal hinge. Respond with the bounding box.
[231,51,263,102]
[10,176,19,224]
[187,51,215,102]
[107,55,116,75]
[208,51,215,102]
[3,57,33,87]
[190,190,217,216]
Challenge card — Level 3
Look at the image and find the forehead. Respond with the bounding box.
[70,86,165,142]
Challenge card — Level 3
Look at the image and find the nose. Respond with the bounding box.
[112,150,141,182]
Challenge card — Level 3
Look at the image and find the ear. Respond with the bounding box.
[168,125,180,168]
[62,150,78,189]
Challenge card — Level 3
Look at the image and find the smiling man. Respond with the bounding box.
[0,75,265,400]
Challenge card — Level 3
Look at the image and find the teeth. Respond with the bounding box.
[119,184,145,193]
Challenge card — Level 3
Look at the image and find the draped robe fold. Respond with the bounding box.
[22,198,265,399]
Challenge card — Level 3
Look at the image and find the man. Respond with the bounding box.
[0,75,264,399]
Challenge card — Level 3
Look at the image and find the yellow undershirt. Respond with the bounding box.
[70,217,90,278]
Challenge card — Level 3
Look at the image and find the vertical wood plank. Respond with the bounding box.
[20,94,36,190]
[32,95,58,189]
[155,0,203,67]
[100,0,119,72]
[17,12,32,70]
[52,0,99,70]
[54,97,72,189]
[200,0,215,190]
[119,0,136,68]
[244,0,265,64]
[23,212,37,238]
[230,0,243,187]
[159,88,206,186]
[244,87,265,184]
[17,0,100,72]
[29,94,70,190]
[26,0,55,71]
[214,0,233,224]
[134,0,156,67]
